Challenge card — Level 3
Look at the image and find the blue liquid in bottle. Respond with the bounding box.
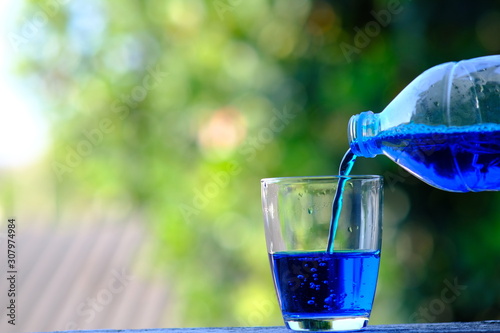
[353,123,500,192]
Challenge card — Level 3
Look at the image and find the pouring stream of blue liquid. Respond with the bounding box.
[326,148,357,253]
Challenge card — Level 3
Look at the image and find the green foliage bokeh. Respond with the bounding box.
[12,0,500,327]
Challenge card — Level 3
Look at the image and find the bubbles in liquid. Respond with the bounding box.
[308,207,314,214]
[348,226,353,232]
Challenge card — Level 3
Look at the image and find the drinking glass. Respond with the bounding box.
[261,176,383,331]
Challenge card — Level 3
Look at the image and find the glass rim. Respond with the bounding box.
[261,175,383,185]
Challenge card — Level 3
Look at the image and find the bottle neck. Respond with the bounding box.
[348,111,382,158]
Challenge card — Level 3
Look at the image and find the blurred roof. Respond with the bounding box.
[0,218,172,332]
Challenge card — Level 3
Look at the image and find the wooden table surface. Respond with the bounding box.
[48,320,500,333]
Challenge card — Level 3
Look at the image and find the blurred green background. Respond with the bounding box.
[2,0,500,330]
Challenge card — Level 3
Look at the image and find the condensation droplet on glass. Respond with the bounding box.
[348,226,353,232]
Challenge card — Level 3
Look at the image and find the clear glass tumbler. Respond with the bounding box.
[261,176,383,331]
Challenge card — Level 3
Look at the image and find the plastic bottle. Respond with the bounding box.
[348,55,500,192]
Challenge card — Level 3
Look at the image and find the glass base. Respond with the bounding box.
[285,316,369,332]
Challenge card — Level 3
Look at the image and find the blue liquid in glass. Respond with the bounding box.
[270,251,380,319]
[357,123,500,192]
